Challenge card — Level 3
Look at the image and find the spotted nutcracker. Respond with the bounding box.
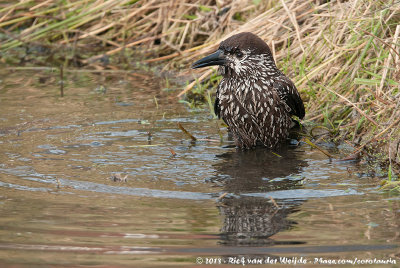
[192,32,305,149]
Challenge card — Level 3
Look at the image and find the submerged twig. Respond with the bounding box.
[303,138,336,159]
[269,196,280,208]
[59,65,64,97]
[217,192,228,201]
[177,122,197,141]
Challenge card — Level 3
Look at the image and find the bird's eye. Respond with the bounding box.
[235,50,243,58]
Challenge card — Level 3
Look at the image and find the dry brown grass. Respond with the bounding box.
[1,0,400,168]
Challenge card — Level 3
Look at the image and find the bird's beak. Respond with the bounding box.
[191,50,226,69]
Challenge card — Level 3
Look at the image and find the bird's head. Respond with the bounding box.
[192,32,277,78]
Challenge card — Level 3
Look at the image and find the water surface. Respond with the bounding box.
[0,69,398,267]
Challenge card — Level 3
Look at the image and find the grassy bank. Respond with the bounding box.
[1,0,400,178]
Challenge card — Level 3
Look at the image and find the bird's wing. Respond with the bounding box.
[214,94,221,118]
[273,78,305,119]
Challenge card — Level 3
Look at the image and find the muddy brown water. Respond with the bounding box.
[0,69,399,267]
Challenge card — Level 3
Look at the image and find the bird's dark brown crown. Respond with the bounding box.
[216,32,277,79]
[219,32,273,57]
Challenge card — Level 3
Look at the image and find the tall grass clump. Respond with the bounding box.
[0,0,399,170]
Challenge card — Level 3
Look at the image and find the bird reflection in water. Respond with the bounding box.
[211,145,308,246]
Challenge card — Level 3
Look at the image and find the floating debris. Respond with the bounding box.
[94,85,107,94]
[126,144,163,148]
[217,192,228,201]
[138,120,150,125]
[168,147,177,156]
[270,151,282,158]
[108,174,128,182]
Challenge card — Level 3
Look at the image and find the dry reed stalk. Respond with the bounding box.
[69,1,155,43]
[325,87,379,127]
[178,68,214,97]
[378,25,400,96]
[280,0,304,52]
